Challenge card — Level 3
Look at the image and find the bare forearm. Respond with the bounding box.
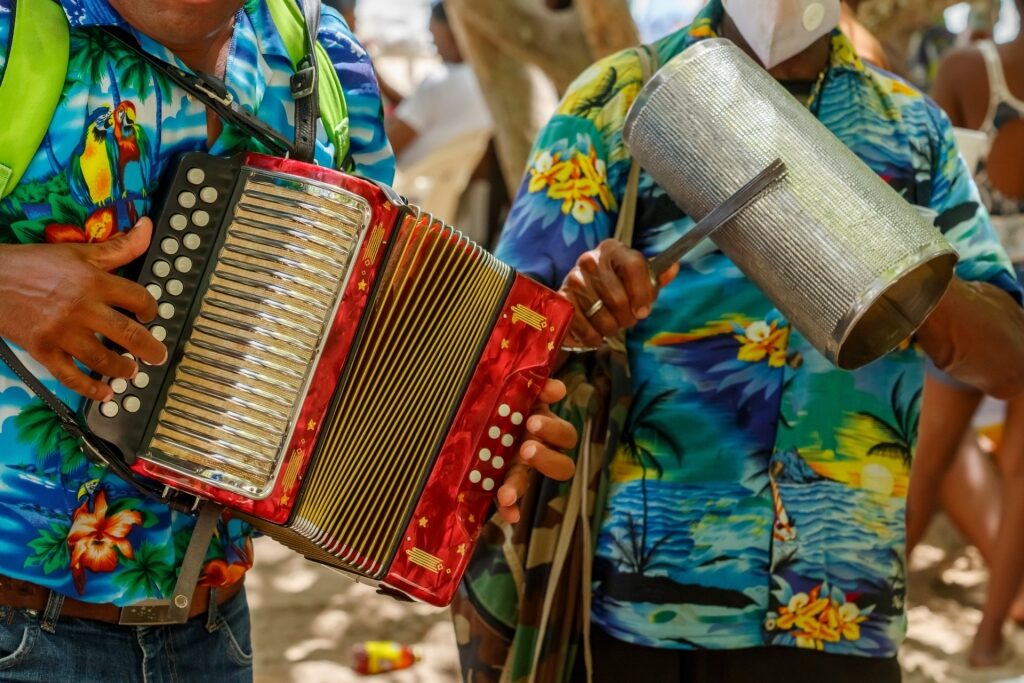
[916,277,1024,399]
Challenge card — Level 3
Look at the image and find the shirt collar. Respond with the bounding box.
[680,0,867,78]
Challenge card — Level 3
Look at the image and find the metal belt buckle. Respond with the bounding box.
[290,65,317,99]
[118,595,191,626]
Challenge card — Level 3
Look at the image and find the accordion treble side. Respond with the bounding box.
[81,152,573,605]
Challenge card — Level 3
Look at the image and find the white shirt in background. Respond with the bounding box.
[394,62,494,169]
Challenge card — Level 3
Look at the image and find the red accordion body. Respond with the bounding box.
[83,153,573,605]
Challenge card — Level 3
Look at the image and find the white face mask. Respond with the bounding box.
[721,0,840,69]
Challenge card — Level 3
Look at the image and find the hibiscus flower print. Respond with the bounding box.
[45,206,118,244]
[734,320,789,367]
[67,487,141,594]
[526,146,617,225]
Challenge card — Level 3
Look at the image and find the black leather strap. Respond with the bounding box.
[290,0,321,163]
[103,28,299,158]
[0,340,202,513]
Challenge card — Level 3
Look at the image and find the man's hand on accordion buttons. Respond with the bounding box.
[560,239,680,348]
[496,378,577,524]
[0,217,167,401]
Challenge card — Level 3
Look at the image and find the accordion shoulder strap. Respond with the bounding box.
[612,44,658,250]
[286,0,322,164]
[0,340,202,513]
[0,0,69,199]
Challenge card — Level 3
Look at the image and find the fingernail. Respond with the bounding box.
[522,443,536,460]
[130,364,139,379]
[635,306,650,319]
[527,416,542,433]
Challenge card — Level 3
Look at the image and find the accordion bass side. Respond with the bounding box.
[81,152,573,605]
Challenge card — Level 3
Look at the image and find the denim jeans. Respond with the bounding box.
[0,587,252,683]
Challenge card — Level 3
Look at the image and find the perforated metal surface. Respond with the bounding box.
[145,170,369,498]
[623,38,957,368]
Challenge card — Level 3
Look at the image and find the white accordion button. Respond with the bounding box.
[145,284,162,301]
[511,412,524,426]
[150,325,167,342]
[492,456,505,469]
[192,210,210,227]
[199,186,218,203]
[498,404,510,417]
[469,470,482,484]
[482,478,495,491]
[178,191,197,209]
[152,260,171,278]
[166,279,184,297]
[501,434,514,448]
[169,214,188,231]
[488,426,500,439]
[174,256,193,273]
[132,372,150,389]
[110,378,128,395]
[160,238,179,255]
[478,448,491,462]
[183,233,201,250]
[123,396,141,413]
[186,167,205,185]
[99,401,119,418]
[157,303,175,320]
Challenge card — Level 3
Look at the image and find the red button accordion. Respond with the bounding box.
[81,152,573,606]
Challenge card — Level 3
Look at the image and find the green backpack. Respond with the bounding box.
[0,0,350,200]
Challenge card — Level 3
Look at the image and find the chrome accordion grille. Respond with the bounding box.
[145,171,370,497]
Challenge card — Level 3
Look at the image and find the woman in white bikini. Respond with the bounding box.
[908,8,1024,667]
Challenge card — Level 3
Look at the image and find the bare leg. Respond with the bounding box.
[971,396,1024,668]
[936,436,1002,561]
[907,377,984,553]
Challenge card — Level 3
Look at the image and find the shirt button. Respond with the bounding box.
[763,616,777,632]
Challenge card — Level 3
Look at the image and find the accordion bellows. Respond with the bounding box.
[83,153,572,605]
[623,38,957,369]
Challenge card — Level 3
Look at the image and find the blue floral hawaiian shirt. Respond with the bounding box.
[496,1,1022,658]
[0,0,392,604]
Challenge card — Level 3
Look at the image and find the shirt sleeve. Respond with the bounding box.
[494,52,643,289]
[318,8,395,186]
[927,99,1024,303]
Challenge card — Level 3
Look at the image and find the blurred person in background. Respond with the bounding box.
[906,6,958,89]
[968,0,1001,43]
[908,0,1024,667]
[323,0,406,111]
[325,0,358,32]
[384,0,493,168]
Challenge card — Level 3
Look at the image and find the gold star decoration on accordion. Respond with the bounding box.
[418,516,429,528]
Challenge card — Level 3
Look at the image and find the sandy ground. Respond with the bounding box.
[249,515,1024,683]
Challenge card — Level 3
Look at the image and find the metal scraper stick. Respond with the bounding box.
[579,158,788,324]
[646,157,788,278]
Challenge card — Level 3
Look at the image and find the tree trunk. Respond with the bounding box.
[574,0,640,60]
[447,15,549,194]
